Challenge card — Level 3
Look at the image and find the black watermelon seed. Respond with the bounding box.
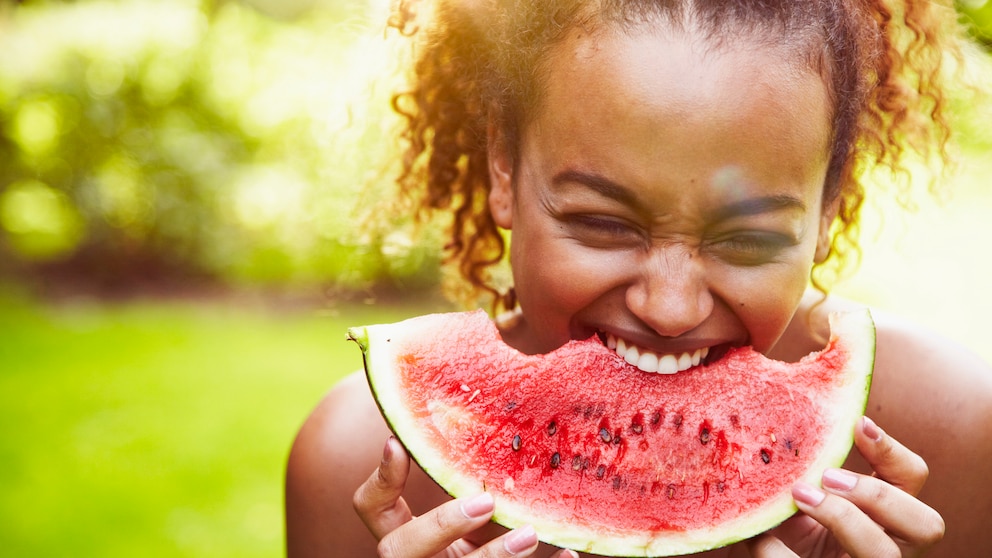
[595,464,606,479]
[760,449,771,464]
[700,427,711,445]
[511,435,522,451]
[599,427,612,444]
[550,452,561,469]
[572,455,583,471]
[547,421,557,437]
[612,476,623,490]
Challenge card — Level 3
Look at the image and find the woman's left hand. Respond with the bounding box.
[745,416,944,557]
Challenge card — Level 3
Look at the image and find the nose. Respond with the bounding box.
[625,245,713,338]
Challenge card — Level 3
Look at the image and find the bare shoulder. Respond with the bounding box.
[870,309,992,441]
[866,306,992,445]
[818,297,992,557]
[285,371,391,557]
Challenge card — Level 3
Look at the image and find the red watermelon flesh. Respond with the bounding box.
[349,309,874,556]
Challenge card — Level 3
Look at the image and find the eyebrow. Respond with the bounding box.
[551,169,642,209]
[711,194,808,221]
[551,168,807,219]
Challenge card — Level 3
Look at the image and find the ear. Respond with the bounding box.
[815,197,840,263]
[487,121,515,229]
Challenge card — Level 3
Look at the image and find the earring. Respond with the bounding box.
[501,287,517,312]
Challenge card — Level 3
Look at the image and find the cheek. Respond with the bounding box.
[510,233,629,316]
[729,259,813,352]
[513,239,608,302]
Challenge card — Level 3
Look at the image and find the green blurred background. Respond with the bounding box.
[0,0,990,556]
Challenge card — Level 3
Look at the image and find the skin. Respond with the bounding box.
[285,20,992,558]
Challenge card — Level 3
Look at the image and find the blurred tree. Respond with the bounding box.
[0,0,441,297]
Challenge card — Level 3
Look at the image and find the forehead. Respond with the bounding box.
[546,21,829,133]
[522,22,833,202]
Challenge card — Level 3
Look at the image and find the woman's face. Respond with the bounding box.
[488,23,835,363]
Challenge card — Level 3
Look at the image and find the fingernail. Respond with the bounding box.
[504,524,538,554]
[862,416,884,442]
[459,492,494,519]
[792,482,826,507]
[822,468,858,491]
[382,436,396,463]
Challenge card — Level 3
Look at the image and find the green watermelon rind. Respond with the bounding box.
[349,309,875,557]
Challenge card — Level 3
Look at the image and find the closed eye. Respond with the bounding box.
[708,232,798,265]
[566,215,644,245]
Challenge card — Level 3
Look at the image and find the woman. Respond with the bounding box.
[287,1,992,556]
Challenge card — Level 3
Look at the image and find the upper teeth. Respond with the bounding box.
[606,334,709,374]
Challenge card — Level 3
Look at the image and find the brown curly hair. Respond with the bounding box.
[386,0,962,312]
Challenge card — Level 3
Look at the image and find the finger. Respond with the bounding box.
[552,549,580,558]
[793,481,901,557]
[746,532,799,557]
[471,524,540,557]
[820,468,945,548]
[353,436,413,539]
[743,513,820,557]
[376,492,497,558]
[856,416,929,495]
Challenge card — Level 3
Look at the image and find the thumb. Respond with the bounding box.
[352,436,414,539]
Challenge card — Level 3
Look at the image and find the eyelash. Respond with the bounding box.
[568,215,641,238]
[722,235,772,251]
[711,233,794,262]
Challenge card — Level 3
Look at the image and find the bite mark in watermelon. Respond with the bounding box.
[348,309,874,556]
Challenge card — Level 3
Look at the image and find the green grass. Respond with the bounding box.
[0,291,442,557]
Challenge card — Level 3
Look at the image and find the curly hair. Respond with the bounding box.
[386,0,962,311]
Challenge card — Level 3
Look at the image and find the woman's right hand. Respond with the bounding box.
[353,436,578,558]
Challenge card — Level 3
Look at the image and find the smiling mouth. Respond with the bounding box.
[604,333,710,374]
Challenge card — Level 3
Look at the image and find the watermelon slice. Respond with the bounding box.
[348,309,874,556]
